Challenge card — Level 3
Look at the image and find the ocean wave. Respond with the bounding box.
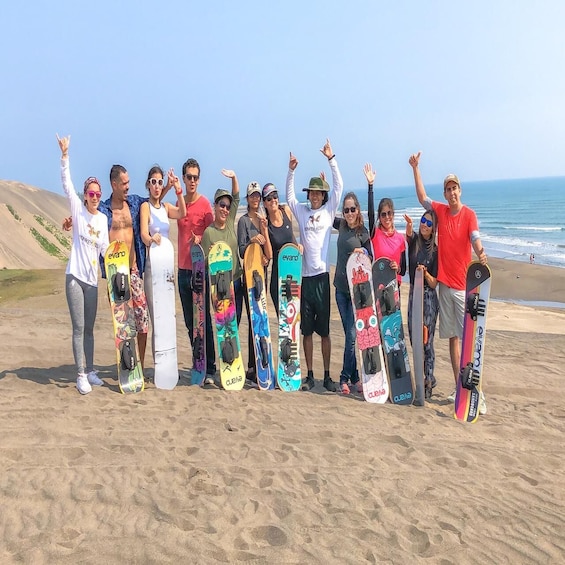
[502,226,564,232]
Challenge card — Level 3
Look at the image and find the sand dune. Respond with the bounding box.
[0,260,564,563]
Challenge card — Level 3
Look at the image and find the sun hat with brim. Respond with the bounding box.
[443,174,460,189]
[302,177,330,192]
[262,183,278,198]
[214,188,233,203]
[246,181,261,197]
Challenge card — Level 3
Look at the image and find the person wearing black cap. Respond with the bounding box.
[286,139,343,392]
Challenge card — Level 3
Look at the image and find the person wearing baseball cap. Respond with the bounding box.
[237,181,273,383]
[285,138,343,393]
[409,151,488,415]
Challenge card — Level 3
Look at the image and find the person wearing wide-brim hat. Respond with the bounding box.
[285,138,344,393]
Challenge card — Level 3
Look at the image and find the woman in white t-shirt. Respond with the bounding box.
[57,134,109,395]
[140,165,186,362]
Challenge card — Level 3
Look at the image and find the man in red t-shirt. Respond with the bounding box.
[177,158,216,382]
[409,152,488,413]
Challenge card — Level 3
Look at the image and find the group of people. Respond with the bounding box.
[60,136,488,414]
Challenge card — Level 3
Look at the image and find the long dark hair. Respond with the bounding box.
[414,209,438,260]
[339,192,365,234]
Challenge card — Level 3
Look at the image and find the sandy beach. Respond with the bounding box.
[0,255,564,563]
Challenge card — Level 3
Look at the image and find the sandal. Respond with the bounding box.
[340,382,350,395]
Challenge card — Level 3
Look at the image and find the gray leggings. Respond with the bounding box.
[65,274,98,374]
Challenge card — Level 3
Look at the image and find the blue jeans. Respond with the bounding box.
[335,289,359,384]
[178,268,216,375]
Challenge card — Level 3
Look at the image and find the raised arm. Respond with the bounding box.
[322,139,343,214]
[165,169,187,220]
[221,169,239,223]
[364,163,376,235]
[409,152,429,208]
[285,152,299,215]
[57,134,81,217]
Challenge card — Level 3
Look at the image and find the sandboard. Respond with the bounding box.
[150,237,179,390]
[411,268,425,406]
[208,241,245,391]
[454,262,492,423]
[104,241,144,393]
[372,257,413,405]
[346,251,389,403]
[244,243,275,390]
[190,244,206,386]
[277,243,302,391]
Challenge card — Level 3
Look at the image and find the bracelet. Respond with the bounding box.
[328,154,335,161]
[175,189,183,195]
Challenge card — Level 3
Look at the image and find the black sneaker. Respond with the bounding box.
[323,376,337,392]
[301,375,315,391]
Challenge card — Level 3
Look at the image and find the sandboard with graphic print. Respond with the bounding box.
[372,257,413,405]
[454,262,492,423]
[190,244,207,386]
[104,241,144,393]
[346,251,389,403]
[244,242,275,390]
[150,237,179,390]
[208,241,245,391]
[277,243,302,391]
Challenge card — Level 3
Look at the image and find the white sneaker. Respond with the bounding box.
[479,391,487,415]
[447,389,457,403]
[76,373,92,395]
[204,374,215,385]
[87,370,103,386]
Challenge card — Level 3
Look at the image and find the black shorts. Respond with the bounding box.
[301,272,331,337]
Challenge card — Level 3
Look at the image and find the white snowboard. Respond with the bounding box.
[150,237,179,390]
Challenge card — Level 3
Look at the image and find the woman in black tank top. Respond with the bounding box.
[262,183,298,314]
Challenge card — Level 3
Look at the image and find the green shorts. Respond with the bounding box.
[301,272,331,337]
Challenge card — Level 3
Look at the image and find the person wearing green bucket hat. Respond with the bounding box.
[286,138,343,393]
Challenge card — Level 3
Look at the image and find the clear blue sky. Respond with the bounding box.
[2,0,565,201]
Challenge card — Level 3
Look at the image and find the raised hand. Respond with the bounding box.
[170,170,182,193]
[62,216,72,231]
[289,152,298,171]
[221,169,236,179]
[57,134,70,157]
[409,152,421,168]
[320,138,333,159]
[363,163,375,185]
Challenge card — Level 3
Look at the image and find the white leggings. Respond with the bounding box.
[65,274,98,374]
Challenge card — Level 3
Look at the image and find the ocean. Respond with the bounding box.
[312,176,565,268]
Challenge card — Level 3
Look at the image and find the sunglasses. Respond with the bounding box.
[343,206,357,214]
[421,217,433,228]
[217,201,231,210]
[380,210,394,218]
[87,191,102,198]
[264,193,279,202]
[184,174,199,181]
[149,178,164,187]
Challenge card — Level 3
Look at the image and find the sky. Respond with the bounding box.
[2,0,565,201]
